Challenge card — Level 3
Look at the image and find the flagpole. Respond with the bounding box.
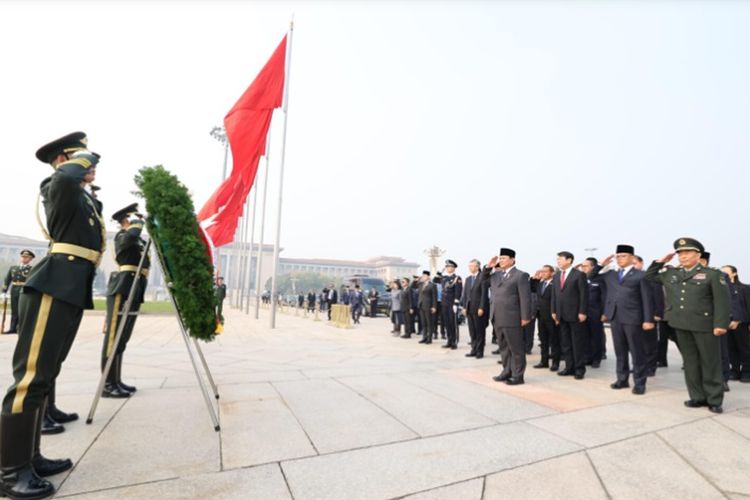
[269,20,294,329]
[237,198,251,308]
[244,182,258,314]
[253,131,272,319]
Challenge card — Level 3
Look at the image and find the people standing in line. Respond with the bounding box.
[721,265,750,383]
[326,284,338,320]
[579,257,605,369]
[592,246,655,395]
[440,260,462,350]
[551,251,589,380]
[417,271,437,344]
[432,274,444,340]
[485,249,532,386]
[409,276,421,335]
[701,252,731,391]
[634,255,659,375]
[307,290,316,313]
[531,265,560,370]
[462,259,489,359]
[389,280,404,335]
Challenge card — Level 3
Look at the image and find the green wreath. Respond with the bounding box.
[134,165,217,341]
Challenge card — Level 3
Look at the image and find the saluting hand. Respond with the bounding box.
[713,328,727,336]
[601,254,615,267]
[643,322,655,331]
[658,252,676,263]
[488,256,499,268]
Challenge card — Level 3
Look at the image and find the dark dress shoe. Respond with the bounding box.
[492,373,510,382]
[32,454,73,477]
[525,349,532,355]
[475,354,484,359]
[450,345,457,350]
[740,376,750,384]
[441,344,451,349]
[574,373,584,380]
[708,405,723,414]
[2,329,18,334]
[601,353,607,360]
[425,340,432,344]
[728,372,741,381]
[497,360,503,364]
[684,400,708,408]
[505,377,525,386]
[533,362,549,369]
[118,382,136,394]
[418,340,427,344]
[610,381,629,390]
[47,405,78,424]
[591,361,601,368]
[549,364,559,372]
[646,370,656,377]
[102,384,131,399]
[657,361,668,368]
[632,386,646,395]
[491,338,497,344]
[722,382,730,392]
[465,353,476,357]
[0,465,54,499]
[400,334,411,339]
[557,370,573,377]
[41,414,64,435]
[491,349,501,355]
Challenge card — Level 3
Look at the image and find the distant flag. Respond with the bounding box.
[198,35,287,247]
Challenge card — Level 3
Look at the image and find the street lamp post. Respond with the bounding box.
[210,126,229,182]
[584,247,598,257]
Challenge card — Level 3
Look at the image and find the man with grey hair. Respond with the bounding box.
[462,259,489,358]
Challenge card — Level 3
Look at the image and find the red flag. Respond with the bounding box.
[198,35,286,247]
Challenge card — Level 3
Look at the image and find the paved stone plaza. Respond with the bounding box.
[1,306,749,499]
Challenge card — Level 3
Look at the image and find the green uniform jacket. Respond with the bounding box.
[645,261,730,332]
[3,265,32,294]
[106,223,150,305]
[24,169,104,309]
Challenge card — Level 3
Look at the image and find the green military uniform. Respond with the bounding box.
[101,203,149,398]
[214,279,226,324]
[2,251,35,334]
[1,133,103,500]
[645,238,730,409]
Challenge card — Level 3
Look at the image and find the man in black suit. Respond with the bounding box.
[400,277,414,338]
[462,259,489,358]
[551,251,589,379]
[326,284,338,321]
[532,265,560,370]
[592,245,655,394]
[580,257,605,369]
[417,271,437,344]
[485,248,533,385]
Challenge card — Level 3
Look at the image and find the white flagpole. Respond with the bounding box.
[269,20,294,329]
[244,182,258,314]
[237,198,250,308]
[253,131,272,319]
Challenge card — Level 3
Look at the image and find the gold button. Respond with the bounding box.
[680,298,684,301]
[89,218,94,226]
[682,283,686,286]
[67,256,74,261]
[681,290,685,293]
[680,305,684,309]
[704,312,709,316]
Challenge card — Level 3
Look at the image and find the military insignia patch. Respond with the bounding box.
[694,273,706,280]
[679,239,686,245]
[720,276,727,285]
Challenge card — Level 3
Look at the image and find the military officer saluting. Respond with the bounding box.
[1,132,105,499]
[441,260,462,349]
[101,203,149,398]
[645,238,730,413]
[2,250,35,334]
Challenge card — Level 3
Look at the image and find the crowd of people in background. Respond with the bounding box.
[380,240,749,415]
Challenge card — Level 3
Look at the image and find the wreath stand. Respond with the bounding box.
[86,238,221,431]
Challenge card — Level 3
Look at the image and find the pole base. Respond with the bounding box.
[214,425,221,432]
[215,394,220,400]
[85,418,93,425]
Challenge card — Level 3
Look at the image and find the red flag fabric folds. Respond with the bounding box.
[198,35,287,247]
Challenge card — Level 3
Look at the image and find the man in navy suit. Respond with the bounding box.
[580,257,606,369]
[592,245,655,394]
[461,259,489,358]
[531,265,559,370]
[551,251,589,379]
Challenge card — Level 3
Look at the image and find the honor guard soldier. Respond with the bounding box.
[1,132,104,500]
[645,238,730,413]
[2,250,35,334]
[214,277,226,324]
[101,203,149,399]
[441,260,462,349]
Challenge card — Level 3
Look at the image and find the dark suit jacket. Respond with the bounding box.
[551,267,588,322]
[400,287,412,311]
[532,278,554,321]
[418,282,437,311]
[591,265,654,325]
[460,273,489,315]
[482,266,532,327]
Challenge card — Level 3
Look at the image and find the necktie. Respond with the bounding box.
[542,281,548,294]
[560,270,566,288]
[618,269,625,284]
[499,271,506,281]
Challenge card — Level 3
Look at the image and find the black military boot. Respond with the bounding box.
[31,402,72,477]
[1,411,55,499]
[116,354,136,394]
[39,411,63,436]
[102,359,130,399]
[46,385,78,424]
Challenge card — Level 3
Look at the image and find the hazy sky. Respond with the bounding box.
[1,1,748,274]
